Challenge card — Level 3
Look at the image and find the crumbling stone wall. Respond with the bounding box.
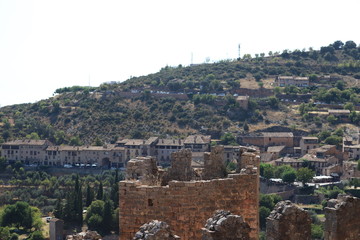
[324,195,360,240]
[201,210,250,240]
[133,220,180,240]
[164,149,193,183]
[266,200,311,240]
[238,151,259,172]
[203,146,227,180]
[120,165,259,240]
[126,156,159,185]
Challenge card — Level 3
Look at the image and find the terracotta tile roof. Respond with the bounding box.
[184,135,211,144]
[156,139,183,146]
[261,132,294,138]
[3,139,49,146]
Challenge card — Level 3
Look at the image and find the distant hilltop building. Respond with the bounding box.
[275,76,309,87]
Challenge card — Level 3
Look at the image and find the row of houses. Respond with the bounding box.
[239,130,360,180]
[1,135,244,168]
[274,75,341,88]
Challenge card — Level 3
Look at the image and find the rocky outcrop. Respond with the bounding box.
[266,200,311,240]
[201,210,250,240]
[133,220,180,240]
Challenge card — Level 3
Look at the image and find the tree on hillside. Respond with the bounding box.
[296,168,315,186]
[332,40,344,50]
[344,40,357,50]
[220,133,237,145]
[324,135,342,146]
[282,169,297,184]
[1,202,42,231]
[93,137,103,146]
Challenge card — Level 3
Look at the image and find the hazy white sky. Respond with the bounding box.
[1,0,359,107]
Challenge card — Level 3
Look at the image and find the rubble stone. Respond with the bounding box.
[266,200,311,240]
[324,194,360,240]
[66,231,101,240]
[133,220,180,240]
[201,210,250,240]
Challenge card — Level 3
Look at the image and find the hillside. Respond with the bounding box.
[1,40,360,145]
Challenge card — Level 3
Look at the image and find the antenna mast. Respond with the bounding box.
[238,44,241,59]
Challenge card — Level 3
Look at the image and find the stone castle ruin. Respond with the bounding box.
[324,195,360,240]
[265,196,360,240]
[120,145,260,240]
[266,201,311,240]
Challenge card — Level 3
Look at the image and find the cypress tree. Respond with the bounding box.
[96,181,103,200]
[110,170,119,208]
[63,192,74,221]
[102,199,113,234]
[86,183,94,207]
[73,175,83,225]
[54,198,63,219]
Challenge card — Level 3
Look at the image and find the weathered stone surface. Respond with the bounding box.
[266,200,311,240]
[133,220,180,240]
[164,149,193,183]
[238,151,260,172]
[201,210,250,240]
[126,156,160,185]
[120,169,259,240]
[203,146,227,180]
[324,194,360,240]
[66,231,102,240]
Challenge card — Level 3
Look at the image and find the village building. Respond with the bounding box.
[1,139,52,164]
[342,161,360,180]
[239,132,294,152]
[154,138,184,163]
[344,144,360,160]
[184,135,211,152]
[45,145,125,168]
[266,145,286,159]
[299,137,319,156]
[308,145,344,161]
[223,145,242,163]
[275,76,309,87]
